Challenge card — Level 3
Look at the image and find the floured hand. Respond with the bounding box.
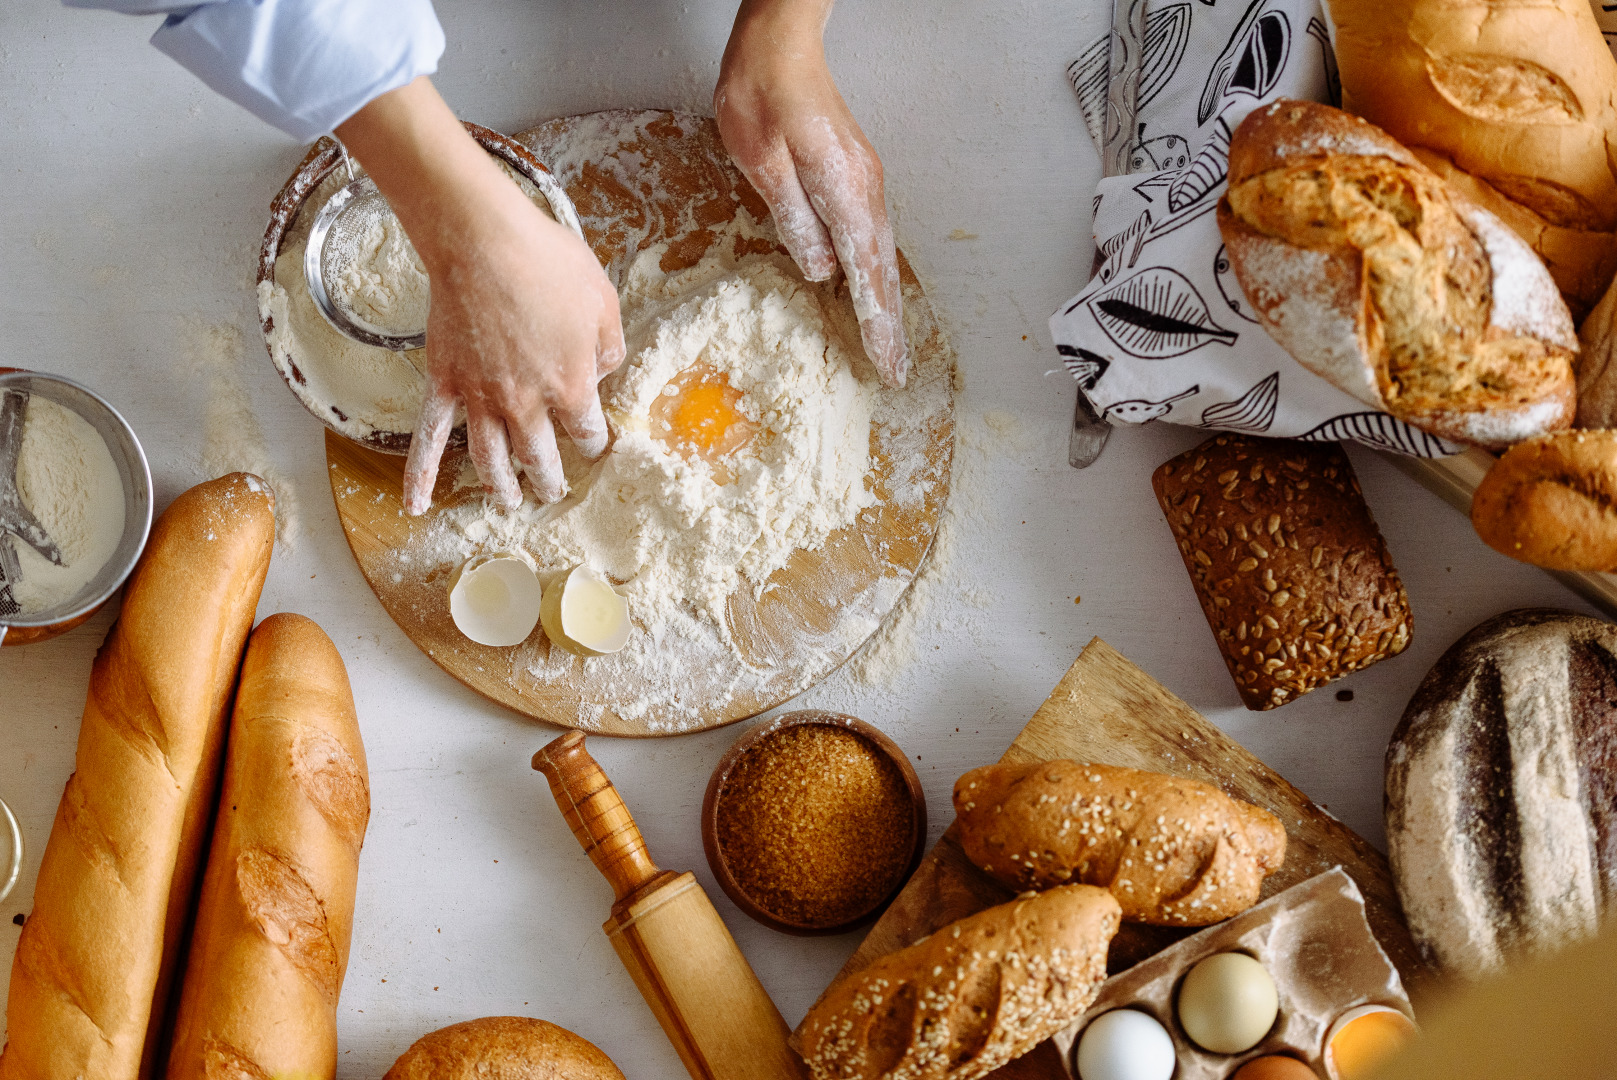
[337,78,625,515]
[715,0,907,388]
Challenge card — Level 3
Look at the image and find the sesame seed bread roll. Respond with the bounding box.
[790,886,1121,1080]
[1,474,275,1080]
[1217,99,1577,449]
[954,760,1286,926]
[165,613,370,1080]
[382,1017,625,1080]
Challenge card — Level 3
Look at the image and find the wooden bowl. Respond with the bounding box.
[701,710,927,936]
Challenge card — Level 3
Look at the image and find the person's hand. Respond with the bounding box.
[715,0,907,387]
[336,78,624,515]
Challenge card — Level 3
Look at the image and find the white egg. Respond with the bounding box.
[448,553,544,647]
[1177,951,1279,1054]
[1075,1008,1176,1080]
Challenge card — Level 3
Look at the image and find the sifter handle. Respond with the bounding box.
[533,730,662,901]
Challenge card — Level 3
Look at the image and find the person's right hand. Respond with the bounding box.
[337,78,624,515]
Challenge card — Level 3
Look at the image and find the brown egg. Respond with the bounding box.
[1231,1056,1319,1080]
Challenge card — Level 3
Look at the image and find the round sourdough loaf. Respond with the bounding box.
[1471,430,1617,570]
[382,1017,625,1080]
[1386,610,1617,979]
[1218,100,1577,450]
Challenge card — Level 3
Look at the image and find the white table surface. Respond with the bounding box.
[0,2,1598,1076]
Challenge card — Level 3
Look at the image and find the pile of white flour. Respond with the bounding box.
[413,210,885,724]
[10,396,125,614]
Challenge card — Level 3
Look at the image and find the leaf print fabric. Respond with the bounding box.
[1052,0,1459,457]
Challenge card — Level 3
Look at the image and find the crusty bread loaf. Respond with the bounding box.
[1410,148,1617,320]
[1386,609,1617,979]
[1151,434,1412,710]
[953,760,1285,926]
[382,1017,625,1080]
[0,474,275,1080]
[1470,430,1617,570]
[1576,276,1617,428]
[165,613,370,1080]
[1218,100,1577,449]
[791,886,1120,1080]
[1329,0,1617,316]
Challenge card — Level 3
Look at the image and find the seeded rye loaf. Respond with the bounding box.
[1386,610,1617,980]
[791,886,1121,1080]
[1151,434,1412,710]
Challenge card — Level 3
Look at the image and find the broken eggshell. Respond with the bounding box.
[540,563,631,656]
[447,552,544,647]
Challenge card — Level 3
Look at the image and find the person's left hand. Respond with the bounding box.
[714,0,908,387]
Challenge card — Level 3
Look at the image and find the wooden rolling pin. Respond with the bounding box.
[533,731,807,1080]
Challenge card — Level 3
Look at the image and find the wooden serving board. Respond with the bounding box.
[828,637,1436,1080]
[327,111,956,736]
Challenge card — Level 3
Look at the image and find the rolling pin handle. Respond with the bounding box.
[533,731,662,901]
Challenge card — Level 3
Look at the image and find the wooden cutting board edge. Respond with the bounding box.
[831,636,1435,1071]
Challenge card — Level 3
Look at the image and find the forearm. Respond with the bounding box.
[334,77,516,277]
[726,0,834,65]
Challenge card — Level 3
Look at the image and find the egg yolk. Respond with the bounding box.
[1329,1010,1415,1079]
[650,362,757,481]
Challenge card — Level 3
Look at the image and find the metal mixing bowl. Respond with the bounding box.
[0,370,152,647]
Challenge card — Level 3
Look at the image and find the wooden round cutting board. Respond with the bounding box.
[326,110,956,736]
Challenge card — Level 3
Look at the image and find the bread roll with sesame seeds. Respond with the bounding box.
[790,885,1121,1080]
[953,760,1286,926]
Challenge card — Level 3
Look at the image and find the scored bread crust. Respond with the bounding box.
[1331,0,1617,241]
[1471,430,1617,570]
[382,1017,625,1080]
[164,614,371,1080]
[952,761,1286,926]
[790,886,1121,1080]
[0,474,275,1080]
[1219,99,1577,450]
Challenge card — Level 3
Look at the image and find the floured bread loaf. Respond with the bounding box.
[0,474,274,1080]
[791,886,1121,1080]
[1329,0,1617,316]
[1218,100,1577,449]
[953,760,1286,926]
[1386,610,1617,979]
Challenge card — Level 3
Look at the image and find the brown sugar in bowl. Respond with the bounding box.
[701,711,927,936]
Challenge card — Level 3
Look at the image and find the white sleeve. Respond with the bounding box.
[65,0,446,142]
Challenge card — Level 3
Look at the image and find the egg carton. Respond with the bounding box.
[1051,868,1413,1079]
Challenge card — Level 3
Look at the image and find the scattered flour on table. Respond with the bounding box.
[10,396,125,614]
[184,318,301,548]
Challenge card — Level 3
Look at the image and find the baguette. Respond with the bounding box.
[1218,100,1577,449]
[165,613,370,1080]
[1,474,275,1080]
[1329,0,1617,316]
[954,760,1286,926]
[791,886,1121,1080]
[383,1017,625,1080]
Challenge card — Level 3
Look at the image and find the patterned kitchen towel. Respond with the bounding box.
[1049,0,1458,457]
